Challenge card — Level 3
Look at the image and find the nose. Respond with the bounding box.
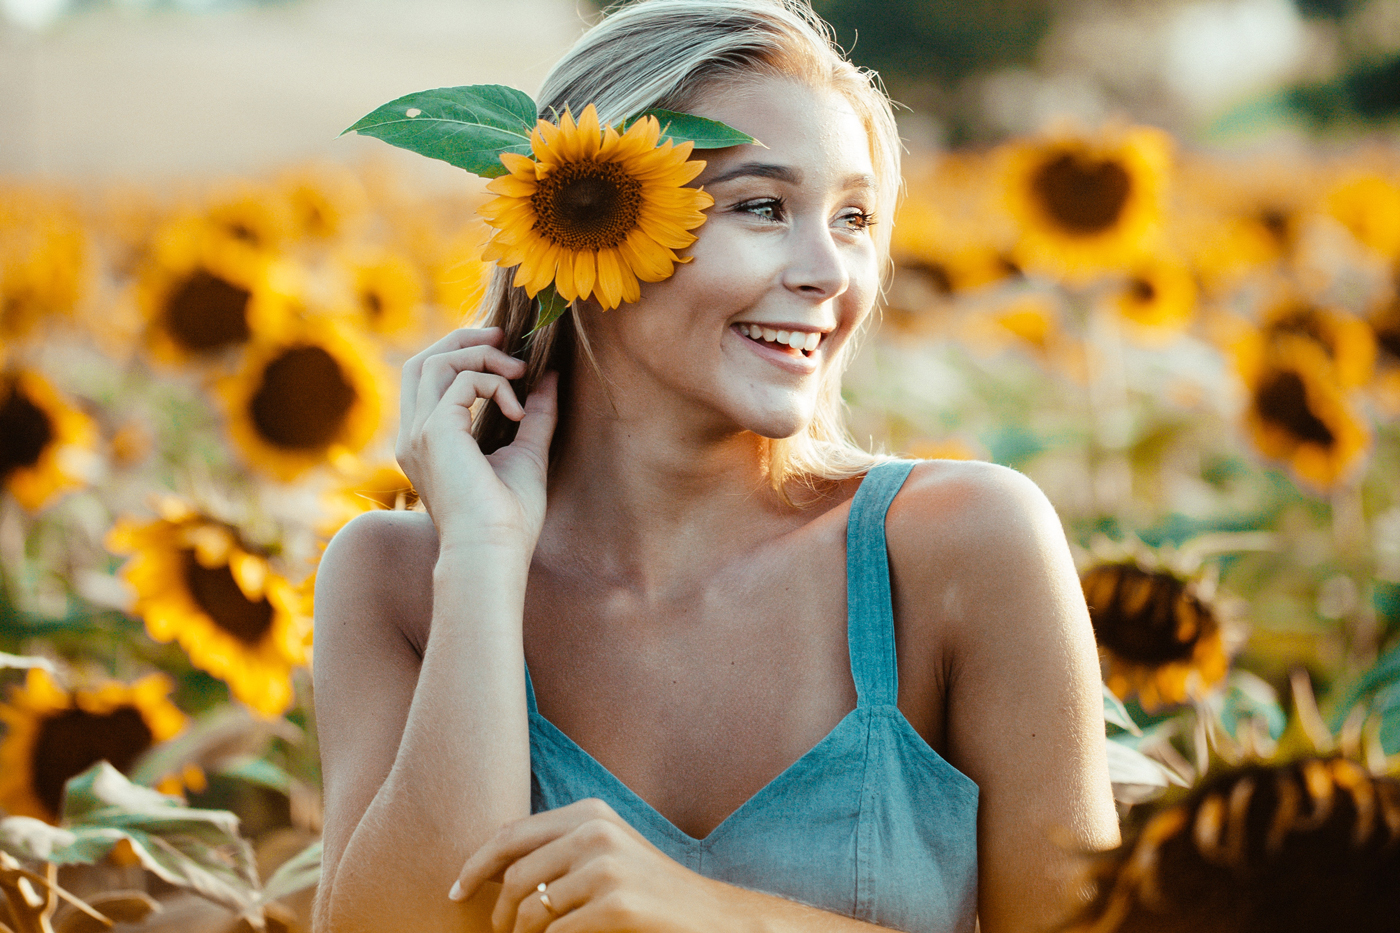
[781,218,849,301]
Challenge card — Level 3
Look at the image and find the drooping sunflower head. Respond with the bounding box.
[219,321,385,481]
[1065,758,1400,933]
[0,369,96,512]
[479,104,714,310]
[0,669,186,823]
[1237,335,1372,492]
[1002,125,1170,280]
[1082,560,1231,711]
[106,501,312,718]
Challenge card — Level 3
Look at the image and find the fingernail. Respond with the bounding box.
[449,880,463,901]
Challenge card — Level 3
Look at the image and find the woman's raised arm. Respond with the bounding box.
[313,328,558,932]
[888,461,1120,933]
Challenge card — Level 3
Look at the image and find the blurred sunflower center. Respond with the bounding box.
[181,549,275,645]
[1256,370,1334,446]
[1082,563,1206,665]
[1258,207,1293,246]
[31,705,152,818]
[907,261,955,295]
[0,381,54,476]
[249,345,357,450]
[1030,152,1131,235]
[1375,313,1400,361]
[1128,278,1156,304]
[165,269,252,352]
[360,288,385,322]
[532,160,644,251]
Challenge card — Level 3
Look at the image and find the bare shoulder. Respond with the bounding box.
[315,508,439,654]
[883,459,1082,649]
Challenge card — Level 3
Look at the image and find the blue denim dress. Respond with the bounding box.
[526,460,979,932]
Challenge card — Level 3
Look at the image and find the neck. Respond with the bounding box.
[540,350,792,597]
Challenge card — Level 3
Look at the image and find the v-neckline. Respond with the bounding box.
[528,703,866,844]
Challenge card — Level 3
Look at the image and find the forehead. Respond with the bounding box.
[686,76,876,186]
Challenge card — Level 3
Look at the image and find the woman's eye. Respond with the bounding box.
[838,209,876,232]
[738,198,785,222]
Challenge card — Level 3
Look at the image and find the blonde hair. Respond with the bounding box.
[470,0,899,494]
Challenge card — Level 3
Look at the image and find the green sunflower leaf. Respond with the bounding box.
[343,84,538,179]
[1102,682,1142,735]
[627,109,759,149]
[259,839,322,904]
[531,285,570,333]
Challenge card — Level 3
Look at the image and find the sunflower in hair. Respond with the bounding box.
[0,369,96,512]
[1081,558,1231,711]
[0,669,187,823]
[106,501,312,718]
[479,104,714,310]
[219,321,385,481]
[1001,125,1170,280]
[1066,758,1400,933]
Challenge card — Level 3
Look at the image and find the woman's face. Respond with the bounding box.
[583,75,881,441]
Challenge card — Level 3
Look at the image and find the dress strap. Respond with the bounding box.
[846,459,915,707]
[524,661,540,716]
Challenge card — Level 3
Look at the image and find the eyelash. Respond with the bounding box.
[736,198,876,232]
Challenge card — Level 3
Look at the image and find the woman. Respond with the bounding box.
[313,2,1119,931]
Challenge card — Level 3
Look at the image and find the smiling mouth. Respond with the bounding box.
[735,323,823,357]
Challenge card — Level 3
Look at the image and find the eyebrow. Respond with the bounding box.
[703,162,878,193]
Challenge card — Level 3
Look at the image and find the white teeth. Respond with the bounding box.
[761,327,778,342]
[738,324,752,337]
[776,330,790,345]
[804,332,820,351]
[787,332,805,349]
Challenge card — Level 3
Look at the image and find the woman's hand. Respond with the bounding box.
[396,326,558,554]
[450,799,727,933]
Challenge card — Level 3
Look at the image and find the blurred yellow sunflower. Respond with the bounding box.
[0,669,186,823]
[340,251,424,336]
[219,322,385,481]
[1109,256,1197,339]
[479,104,714,310]
[318,460,418,539]
[1326,172,1400,261]
[1001,125,1171,280]
[277,164,369,241]
[202,184,294,259]
[136,217,285,363]
[1255,297,1376,390]
[1081,560,1230,711]
[0,369,96,512]
[106,501,312,718]
[1370,292,1400,414]
[0,207,87,340]
[1238,336,1371,491]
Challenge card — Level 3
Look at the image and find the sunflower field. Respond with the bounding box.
[3,122,1400,929]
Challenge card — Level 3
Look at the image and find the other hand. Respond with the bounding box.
[450,798,727,933]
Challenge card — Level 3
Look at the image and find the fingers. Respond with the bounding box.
[507,371,559,464]
[413,346,525,433]
[452,800,620,904]
[399,327,505,437]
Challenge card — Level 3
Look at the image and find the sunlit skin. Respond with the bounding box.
[313,75,1117,933]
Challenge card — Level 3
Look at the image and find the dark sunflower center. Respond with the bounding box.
[1030,152,1132,235]
[181,549,275,646]
[1082,563,1207,665]
[1256,369,1335,447]
[532,160,644,251]
[1128,278,1156,304]
[164,269,252,353]
[249,344,357,450]
[1258,207,1293,246]
[1374,311,1400,362]
[31,705,153,819]
[361,289,385,322]
[0,381,55,478]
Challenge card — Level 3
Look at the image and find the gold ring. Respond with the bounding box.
[536,881,558,916]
